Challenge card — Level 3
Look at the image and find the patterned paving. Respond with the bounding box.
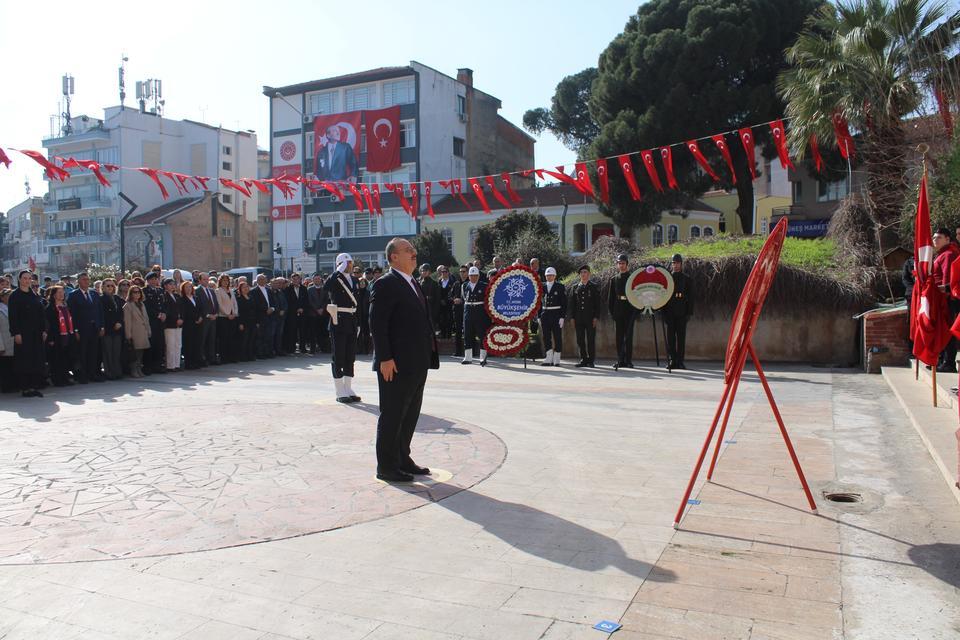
[0,401,505,564]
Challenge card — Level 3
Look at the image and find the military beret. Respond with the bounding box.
[577,264,591,273]
[616,253,629,262]
[672,253,683,263]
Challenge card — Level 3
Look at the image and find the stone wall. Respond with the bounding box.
[862,307,909,373]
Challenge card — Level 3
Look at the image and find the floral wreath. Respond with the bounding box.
[484,264,543,326]
[483,325,530,356]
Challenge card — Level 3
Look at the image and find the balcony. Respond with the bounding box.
[44,197,112,214]
[42,128,111,147]
[45,233,115,247]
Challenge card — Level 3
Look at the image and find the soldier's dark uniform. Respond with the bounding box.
[323,265,360,401]
[663,254,694,370]
[461,274,489,364]
[608,253,636,368]
[450,276,466,357]
[437,275,457,339]
[143,276,166,373]
[539,272,567,366]
[568,269,601,367]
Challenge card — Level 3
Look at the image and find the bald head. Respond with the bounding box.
[386,237,418,276]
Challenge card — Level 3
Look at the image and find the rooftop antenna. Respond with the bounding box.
[119,54,128,111]
[24,176,31,196]
[61,74,75,136]
[136,78,163,115]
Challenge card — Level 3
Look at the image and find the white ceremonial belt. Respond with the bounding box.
[543,306,562,310]
[334,307,357,313]
[465,302,484,306]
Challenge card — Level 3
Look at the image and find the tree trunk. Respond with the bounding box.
[732,156,755,234]
[862,118,908,249]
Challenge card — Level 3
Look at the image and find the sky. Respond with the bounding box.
[0,0,642,214]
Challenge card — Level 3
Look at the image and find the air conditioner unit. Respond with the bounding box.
[303,196,314,206]
[302,115,312,124]
[324,238,339,251]
[303,240,313,251]
[329,193,342,203]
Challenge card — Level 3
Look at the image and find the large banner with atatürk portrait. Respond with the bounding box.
[312,106,401,183]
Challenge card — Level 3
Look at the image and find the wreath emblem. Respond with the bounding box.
[484,264,543,325]
[483,325,529,356]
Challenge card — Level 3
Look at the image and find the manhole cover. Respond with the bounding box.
[823,491,863,504]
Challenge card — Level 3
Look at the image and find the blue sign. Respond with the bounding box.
[486,267,542,325]
[786,219,829,238]
[593,620,622,633]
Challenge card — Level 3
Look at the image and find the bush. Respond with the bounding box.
[496,228,576,278]
[474,210,554,265]
[412,230,457,270]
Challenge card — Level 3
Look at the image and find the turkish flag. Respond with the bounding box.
[220,177,252,198]
[659,146,678,190]
[596,158,610,204]
[738,128,757,180]
[138,168,170,199]
[769,120,794,170]
[424,181,435,218]
[312,112,362,180]
[914,279,951,365]
[640,150,664,193]
[243,178,271,194]
[20,150,70,181]
[360,183,376,215]
[345,182,365,212]
[685,140,719,182]
[711,135,736,184]
[0,146,11,169]
[832,113,856,159]
[60,157,112,187]
[809,136,825,173]
[371,183,384,215]
[364,106,401,172]
[409,183,420,219]
[468,178,492,214]
[485,176,512,209]
[617,154,642,201]
[575,162,596,200]
[500,173,522,203]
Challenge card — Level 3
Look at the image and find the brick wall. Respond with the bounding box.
[863,307,910,373]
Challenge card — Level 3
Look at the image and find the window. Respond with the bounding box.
[345,86,372,111]
[96,147,118,166]
[135,240,144,254]
[221,227,233,237]
[345,212,380,237]
[222,193,233,205]
[652,224,663,246]
[222,161,232,171]
[690,225,701,239]
[573,223,586,252]
[668,224,679,244]
[383,78,415,106]
[817,179,849,202]
[792,180,803,201]
[400,120,416,148]
[222,145,232,156]
[453,137,465,158]
[258,241,264,253]
[469,227,478,253]
[761,218,768,234]
[441,228,453,254]
[457,94,466,117]
[308,91,337,115]
[224,259,234,269]
[703,226,714,237]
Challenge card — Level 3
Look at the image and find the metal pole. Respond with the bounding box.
[651,312,659,367]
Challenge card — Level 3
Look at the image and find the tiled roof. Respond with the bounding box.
[125,197,204,226]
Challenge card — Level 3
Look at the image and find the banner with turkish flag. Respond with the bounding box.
[659,146,679,190]
[363,106,401,172]
[809,136,825,173]
[711,134,736,184]
[596,158,610,203]
[312,112,361,182]
[832,113,856,159]
[685,140,719,182]
[617,155,642,201]
[738,128,757,180]
[912,174,950,364]
[769,120,794,170]
[640,150,664,193]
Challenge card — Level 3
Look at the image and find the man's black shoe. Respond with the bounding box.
[675,362,687,370]
[622,362,634,369]
[376,469,414,482]
[574,361,587,368]
[336,397,352,404]
[349,395,362,403]
[587,361,596,368]
[400,462,430,475]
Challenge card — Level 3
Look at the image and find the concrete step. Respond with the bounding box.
[909,358,956,409]
[883,365,960,506]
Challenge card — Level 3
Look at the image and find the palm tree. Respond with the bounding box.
[777,0,960,232]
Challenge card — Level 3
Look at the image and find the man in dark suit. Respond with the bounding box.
[418,263,440,331]
[370,238,439,482]
[315,124,358,182]
[196,273,219,366]
[67,272,105,383]
[284,272,310,353]
[663,253,695,370]
[324,253,361,403]
[436,265,457,339]
[143,271,166,373]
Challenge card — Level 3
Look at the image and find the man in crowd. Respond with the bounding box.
[307,273,328,354]
[285,272,310,354]
[271,277,288,356]
[663,253,694,370]
[609,253,636,369]
[324,253,361,403]
[253,274,276,358]
[196,272,219,366]
[933,228,960,372]
[529,257,544,282]
[461,266,489,366]
[67,272,105,383]
[451,265,468,357]
[568,265,600,368]
[436,265,456,339]
[143,271,166,373]
[418,263,440,332]
[539,266,566,367]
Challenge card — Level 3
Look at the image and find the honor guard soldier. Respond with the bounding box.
[461,266,490,365]
[539,267,567,366]
[663,253,694,370]
[568,264,601,367]
[323,253,361,403]
[451,265,468,356]
[608,253,636,369]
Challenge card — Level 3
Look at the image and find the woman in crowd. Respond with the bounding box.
[162,278,183,372]
[235,281,257,362]
[179,281,204,370]
[172,269,184,291]
[45,285,78,387]
[116,279,132,375]
[117,279,130,300]
[100,279,125,380]
[8,270,46,397]
[123,285,151,378]
[0,289,15,392]
[215,274,238,363]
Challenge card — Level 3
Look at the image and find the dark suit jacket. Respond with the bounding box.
[162,293,183,329]
[67,288,104,334]
[315,141,358,182]
[253,285,274,324]
[285,285,310,315]
[179,295,203,326]
[196,285,219,318]
[101,294,124,336]
[369,270,437,373]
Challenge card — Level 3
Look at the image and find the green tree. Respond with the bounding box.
[411,229,457,270]
[473,210,554,265]
[523,68,600,153]
[778,0,960,238]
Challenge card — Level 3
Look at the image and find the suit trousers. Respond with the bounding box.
[541,314,563,353]
[146,320,165,371]
[76,330,101,380]
[575,320,596,363]
[164,328,182,370]
[330,315,357,378]
[376,368,428,472]
[257,318,275,357]
[614,313,635,364]
[452,304,464,356]
[463,315,487,358]
[200,316,217,365]
[666,316,688,366]
[216,317,236,363]
[101,334,123,379]
[238,324,257,361]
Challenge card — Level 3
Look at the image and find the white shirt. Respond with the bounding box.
[545,281,554,293]
[396,269,421,300]
[258,285,270,305]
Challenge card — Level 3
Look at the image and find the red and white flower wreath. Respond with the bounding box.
[484,264,543,326]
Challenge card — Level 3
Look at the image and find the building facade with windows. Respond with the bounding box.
[39,107,257,274]
[1,197,47,274]
[256,149,273,268]
[422,184,721,267]
[264,62,535,272]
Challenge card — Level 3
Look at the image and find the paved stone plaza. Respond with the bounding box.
[0,355,958,639]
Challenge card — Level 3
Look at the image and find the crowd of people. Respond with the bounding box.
[904,226,960,373]
[0,251,695,398]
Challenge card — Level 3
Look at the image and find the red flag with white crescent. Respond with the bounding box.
[243,178,270,194]
[769,120,794,170]
[711,134,736,184]
[685,140,719,182]
[484,176,513,209]
[409,183,420,219]
[659,146,678,190]
[809,136,824,173]
[738,128,757,179]
[468,178,492,214]
[137,168,170,199]
[424,181,435,218]
[596,158,610,204]
[640,150,664,193]
[345,182,365,212]
[832,113,856,159]
[617,154,642,201]
[500,173,522,203]
[20,150,70,181]
[163,170,188,196]
[575,162,596,200]
[360,183,376,215]
[220,177,252,198]
[363,106,401,172]
[60,157,112,187]
[0,146,11,169]
[371,183,383,215]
